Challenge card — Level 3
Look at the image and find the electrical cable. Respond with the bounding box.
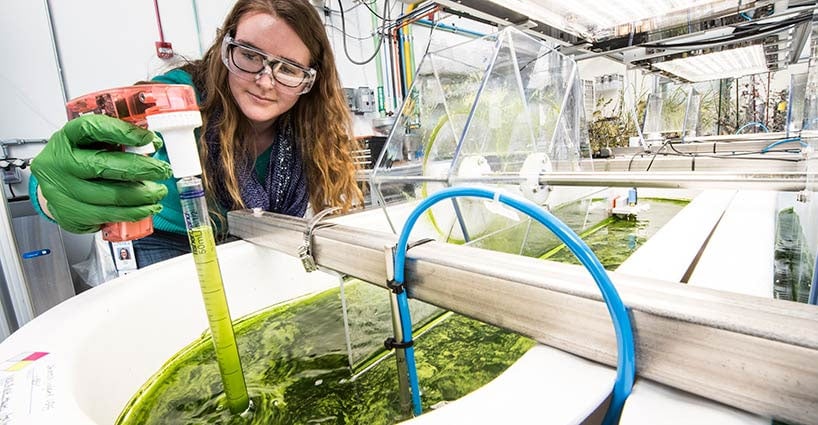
[393,186,636,424]
[640,13,810,50]
[338,0,386,65]
[645,140,672,172]
[681,153,801,161]
[421,18,439,57]
[359,0,393,22]
[627,151,643,172]
[760,137,807,153]
[665,141,801,162]
[324,24,376,41]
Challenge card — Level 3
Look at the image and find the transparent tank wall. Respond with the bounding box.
[642,80,690,138]
[788,72,809,137]
[796,17,818,305]
[627,70,808,140]
[775,65,814,303]
[683,87,701,138]
[371,27,590,243]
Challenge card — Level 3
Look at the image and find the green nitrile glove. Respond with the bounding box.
[30,114,173,234]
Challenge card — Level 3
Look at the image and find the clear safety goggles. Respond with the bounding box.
[221,35,317,95]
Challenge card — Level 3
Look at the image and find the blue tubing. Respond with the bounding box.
[760,137,806,153]
[415,19,487,38]
[393,187,636,423]
[735,121,770,134]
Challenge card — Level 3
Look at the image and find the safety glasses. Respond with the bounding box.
[221,35,317,95]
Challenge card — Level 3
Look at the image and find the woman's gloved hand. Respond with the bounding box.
[31,114,173,234]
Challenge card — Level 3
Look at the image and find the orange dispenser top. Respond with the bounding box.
[65,84,198,126]
[64,84,199,243]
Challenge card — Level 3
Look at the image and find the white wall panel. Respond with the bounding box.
[0,1,66,140]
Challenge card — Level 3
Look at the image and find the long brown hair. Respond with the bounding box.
[183,0,362,215]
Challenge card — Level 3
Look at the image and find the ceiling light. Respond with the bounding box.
[546,0,718,29]
[653,45,769,82]
[483,0,732,39]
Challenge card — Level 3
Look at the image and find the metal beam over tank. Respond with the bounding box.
[369,170,811,191]
[228,210,818,425]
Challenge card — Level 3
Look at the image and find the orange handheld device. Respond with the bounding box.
[65,84,199,242]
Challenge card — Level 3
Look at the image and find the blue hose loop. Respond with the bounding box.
[735,121,770,134]
[393,186,636,423]
[760,137,806,153]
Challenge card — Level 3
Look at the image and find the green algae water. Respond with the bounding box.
[117,283,534,424]
[773,208,814,303]
[546,199,688,269]
[469,197,687,266]
[118,198,687,424]
[468,195,613,256]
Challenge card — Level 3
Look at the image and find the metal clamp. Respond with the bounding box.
[298,207,340,272]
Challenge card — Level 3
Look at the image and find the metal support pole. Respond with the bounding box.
[384,246,412,415]
[0,188,34,336]
[388,291,412,414]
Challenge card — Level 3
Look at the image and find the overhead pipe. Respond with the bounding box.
[414,19,487,38]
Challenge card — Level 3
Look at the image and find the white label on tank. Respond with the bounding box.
[0,352,57,423]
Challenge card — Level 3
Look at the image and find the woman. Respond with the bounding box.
[29,0,362,268]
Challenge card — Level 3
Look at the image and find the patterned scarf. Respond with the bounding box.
[205,110,309,217]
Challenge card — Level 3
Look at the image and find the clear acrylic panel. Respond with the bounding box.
[371,27,590,244]
[683,87,701,138]
[799,16,818,305]
[340,279,443,371]
[642,93,664,136]
[788,72,809,137]
[642,80,689,136]
[690,80,720,136]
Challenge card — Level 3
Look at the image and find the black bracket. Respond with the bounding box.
[386,238,436,293]
[384,336,414,350]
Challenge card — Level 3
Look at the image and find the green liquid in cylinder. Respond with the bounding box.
[188,225,249,413]
[177,175,249,415]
